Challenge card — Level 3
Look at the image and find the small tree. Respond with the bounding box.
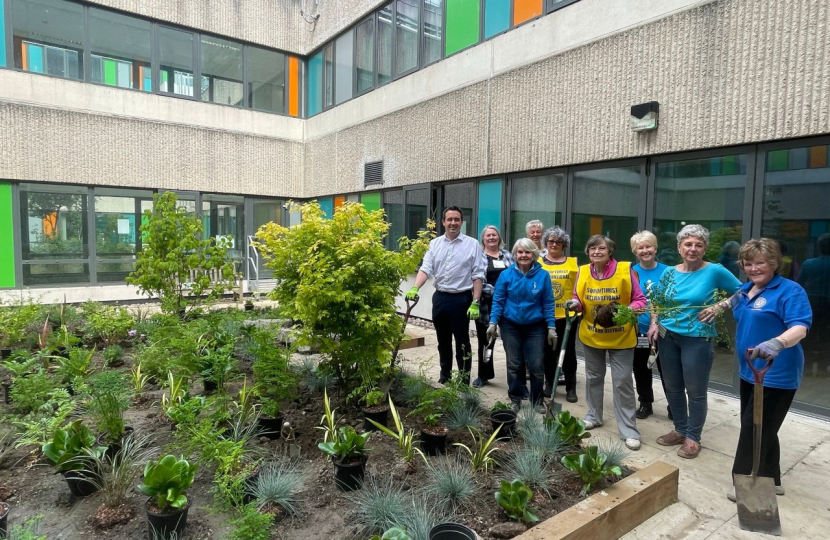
[255,201,433,388]
[127,192,236,316]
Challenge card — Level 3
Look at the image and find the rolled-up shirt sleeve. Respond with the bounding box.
[419,242,435,278]
[472,244,487,282]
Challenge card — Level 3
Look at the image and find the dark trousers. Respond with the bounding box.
[732,379,796,486]
[432,290,473,380]
[474,320,496,381]
[544,317,579,392]
[632,334,668,405]
[500,319,546,405]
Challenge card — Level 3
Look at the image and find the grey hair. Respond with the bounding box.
[584,235,617,257]
[542,227,570,249]
[677,224,710,245]
[525,220,544,234]
[512,238,541,260]
[479,225,504,249]
[630,230,658,252]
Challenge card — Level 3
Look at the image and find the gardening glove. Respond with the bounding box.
[564,299,580,312]
[405,286,420,300]
[467,301,480,320]
[750,338,785,361]
[547,327,558,349]
[486,323,498,342]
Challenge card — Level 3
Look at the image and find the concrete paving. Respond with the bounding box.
[397,324,830,540]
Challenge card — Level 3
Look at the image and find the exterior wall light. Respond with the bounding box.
[630,101,659,132]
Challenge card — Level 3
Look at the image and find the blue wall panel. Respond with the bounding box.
[307,52,323,117]
[318,198,334,219]
[477,178,503,238]
[484,0,510,39]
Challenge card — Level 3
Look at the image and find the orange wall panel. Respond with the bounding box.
[514,0,543,26]
[288,56,300,117]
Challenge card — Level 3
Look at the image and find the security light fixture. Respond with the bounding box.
[630,101,659,132]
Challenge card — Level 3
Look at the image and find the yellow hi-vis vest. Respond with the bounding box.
[538,256,578,319]
[576,261,637,349]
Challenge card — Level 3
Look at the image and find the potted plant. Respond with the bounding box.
[318,426,371,491]
[244,298,255,312]
[0,500,9,537]
[428,523,480,539]
[42,420,106,497]
[90,389,133,453]
[197,340,235,394]
[251,334,296,440]
[359,386,389,432]
[138,455,198,540]
[418,411,449,457]
[489,401,517,439]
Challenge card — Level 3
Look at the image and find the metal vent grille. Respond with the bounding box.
[364,161,384,186]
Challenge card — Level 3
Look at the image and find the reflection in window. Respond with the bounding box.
[573,166,640,264]
[89,8,152,91]
[13,0,83,80]
[384,190,404,250]
[323,43,334,108]
[423,0,443,65]
[509,174,564,246]
[355,18,375,94]
[335,30,354,105]
[395,0,420,75]
[252,199,284,278]
[441,182,475,236]
[203,195,245,260]
[308,51,323,116]
[378,4,393,86]
[201,36,243,106]
[405,188,429,240]
[248,46,286,114]
[158,27,194,96]
[94,190,152,282]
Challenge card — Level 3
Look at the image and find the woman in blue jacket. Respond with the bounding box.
[488,238,558,412]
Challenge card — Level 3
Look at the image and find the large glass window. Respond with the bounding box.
[335,29,354,105]
[509,173,564,246]
[405,188,429,240]
[200,35,243,106]
[445,0,480,56]
[383,190,405,250]
[94,188,152,282]
[440,182,475,236]
[423,1,443,65]
[761,144,830,410]
[484,0,510,39]
[89,8,152,91]
[158,26,194,97]
[202,195,245,261]
[248,46,285,114]
[307,51,323,116]
[395,0,419,76]
[514,0,544,25]
[355,18,375,94]
[19,184,89,285]
[13,0,83,80]
[377,4,393,86]
[573,166,640,264]
[478,179,503,238]
[252,199,284,278]
[323,43,334,108]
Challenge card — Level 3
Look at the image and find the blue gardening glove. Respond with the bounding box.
[486,323,498,342]
[547,327,558,349]
[467,301,480,320]
[405,286,420,300]
[750,338,784,361]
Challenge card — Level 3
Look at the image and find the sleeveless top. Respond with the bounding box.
[538,256,578,319]
[576,260,636,349]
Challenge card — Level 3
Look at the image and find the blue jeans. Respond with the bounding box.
[658,330,714,443]
[499,319,546,405]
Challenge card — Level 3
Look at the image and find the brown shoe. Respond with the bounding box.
[677,439,701,459]
[656,430,686,446]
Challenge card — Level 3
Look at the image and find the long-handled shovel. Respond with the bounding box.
[546,309,579,418]
[733,348,782,536]
[379,295,420,399]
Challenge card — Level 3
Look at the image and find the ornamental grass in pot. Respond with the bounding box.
[138,455,198,540]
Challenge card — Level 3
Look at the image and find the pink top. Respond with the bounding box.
[571,259,648,311]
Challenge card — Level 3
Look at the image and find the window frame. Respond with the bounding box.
[546,0,581,14]
[392,0,421,80]
[354,14,376,97]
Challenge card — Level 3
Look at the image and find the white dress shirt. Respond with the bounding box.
[420,233,486,293]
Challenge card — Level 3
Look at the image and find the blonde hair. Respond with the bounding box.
[630,230,658,252]
[512,238,541,260]
[739,238,782,273]
[479,225,504,249]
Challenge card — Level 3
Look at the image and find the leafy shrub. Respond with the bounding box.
[400,373,432,407]
[225,504,274,540]
[495,479,539,524]
[89,389,130,443]
[561,445,622,496]
[250,330,296,417]
[82,303,134,346]
[102,344,124,366]
[9,371,58,415]
[138,455,198,510]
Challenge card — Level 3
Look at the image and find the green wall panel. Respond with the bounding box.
[446,0,481,56]
[360,192,381,212]
[0,183,15,288]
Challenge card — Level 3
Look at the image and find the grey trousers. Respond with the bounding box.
[582,344,640,440]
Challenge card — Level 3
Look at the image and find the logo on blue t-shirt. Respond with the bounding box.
[753,297,767,309]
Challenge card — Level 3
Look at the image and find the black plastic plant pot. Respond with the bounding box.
[0,501,10,539]
[489,409,518,439]
[428,523,479,540]
[63,470,99,497]
[419,428,448,456]
[242,468,260,505]
[97,426,135,459]
[257,414,284,440]
[2,383,10,405]
[333,457,367,492]
[362,407,389,432]
[203,379,218,393]
[244,303,254,312]
[0,348,11,360]
[146,498,189,540]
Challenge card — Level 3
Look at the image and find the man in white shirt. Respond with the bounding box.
[406,207,486,384]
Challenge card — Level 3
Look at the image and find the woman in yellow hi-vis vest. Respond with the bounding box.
[539,227,580,403]
[568,235,648,451]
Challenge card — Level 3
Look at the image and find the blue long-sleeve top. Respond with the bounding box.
[489,261,556,327]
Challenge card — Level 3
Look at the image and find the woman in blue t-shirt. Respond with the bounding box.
[647,224,742,459]
[726,239,811,502]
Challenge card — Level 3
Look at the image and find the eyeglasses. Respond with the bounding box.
[546,240,564,245]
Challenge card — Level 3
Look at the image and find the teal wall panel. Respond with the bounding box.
[484,0,510,39]
[0,183,15,288]
[319,198,333,218]
[477,178,503,239]
[308,52,323,117]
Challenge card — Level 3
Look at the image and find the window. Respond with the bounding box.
[514,0,544,25]
[13,0,83,80]
[248,46,286,114]
[252,199,284,278]
[405,188,429,240]
[439,182,476,236]
[158,26,194,96]
[377,4,393,86]
[202,195,245,261]
[547,0,581,13]
[423,0,443,65]
[323,43,333,108]
[383,190,404,250]
[19,183,89,285]
[94,188,153,282]
[573,166,640,264]
[201,36,243,106]
[335,29,354,104]
[89,8,152,91]
[307,51,323,116]
[355,17,375,94]
[509,173,564,245]
[484,0,510,39]
[395,0,419,76]
[445,0,480,56]
[477,179,503,237]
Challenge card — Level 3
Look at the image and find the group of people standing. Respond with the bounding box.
[409,206,812,498]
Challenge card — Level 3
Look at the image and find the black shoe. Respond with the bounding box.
[543,381,553,398]
[636,404,653,419]
[566,389,578,403]
[472,378,488,388]
[438,376,449,385]
[667,406,673,421]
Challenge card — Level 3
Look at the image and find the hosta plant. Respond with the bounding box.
[42,420,106,473]
[561,445,622,496]
[138,455,198,510]
[495,479,539,524]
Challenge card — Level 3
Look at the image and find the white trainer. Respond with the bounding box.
[625,438,641,451]
[583,420,602,430]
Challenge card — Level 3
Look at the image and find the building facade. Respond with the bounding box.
[1,0,829,414]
